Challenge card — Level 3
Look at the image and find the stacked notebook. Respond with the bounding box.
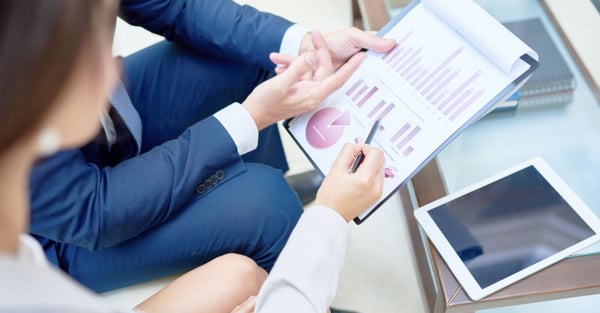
[503,18,576,108]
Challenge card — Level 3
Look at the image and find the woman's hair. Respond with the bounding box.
[0,0,116,155]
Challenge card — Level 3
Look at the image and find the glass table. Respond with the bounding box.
[356,0,600,312]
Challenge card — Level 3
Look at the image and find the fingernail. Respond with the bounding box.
[304,53,317,67]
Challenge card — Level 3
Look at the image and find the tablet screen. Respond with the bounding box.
[428,165,596,289]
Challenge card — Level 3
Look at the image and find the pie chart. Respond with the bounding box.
[306,107,351,149]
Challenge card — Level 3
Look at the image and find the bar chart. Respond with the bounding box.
[340,13,506,161]
[379,29,487,122]
[287,1,534,224]
[345,77,422,157]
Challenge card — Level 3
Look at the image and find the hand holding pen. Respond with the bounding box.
[315,142,385,222]
[349,119,381,173]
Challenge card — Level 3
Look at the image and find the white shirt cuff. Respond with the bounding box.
[280,24,312,56]
[213,103,258,155]
[305,205,350,233]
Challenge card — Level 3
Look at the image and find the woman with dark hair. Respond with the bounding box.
[0,1,266,312]
[0,1,383,312]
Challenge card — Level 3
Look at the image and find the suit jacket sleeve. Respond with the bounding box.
[119,0,294,69]
[255,206,350,313]
[29,117,246,250]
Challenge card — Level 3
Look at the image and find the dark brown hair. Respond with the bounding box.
[0,0,116,154]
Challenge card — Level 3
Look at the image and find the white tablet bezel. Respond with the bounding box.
[414,157,600,300]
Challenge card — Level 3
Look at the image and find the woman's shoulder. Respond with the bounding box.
[0,254,134,313]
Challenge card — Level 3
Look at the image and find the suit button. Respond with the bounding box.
[204,178,213,188]
[210,174,219,185]
[195,184,206,194]
[216,170,225,180]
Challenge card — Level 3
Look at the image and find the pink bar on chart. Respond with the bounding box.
[383,31,412,61]
[403,146,414,156]
[356,86,379,107]
[417,47,463,91]
[411,69,429,86]
[426,70,459,101]
[421,68,450,96]
[397,47,422,74]
[382,31,412,63]
[432,92,446,106]
[391,47,413,69]
[437,70,481,110]
[443,89,472,116]
[346,79,364,97]
[382,45,398,61]
[375,103,396,121]
[450,89,484,121]
[401,57,421,78]
[406,66,421,83]
[352,85,369,102]
[391,123,411,142]
[386,47,404,66]
[396,126,421,151]
[367,100,386,118]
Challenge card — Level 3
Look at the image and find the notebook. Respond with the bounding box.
[503,18,576,106]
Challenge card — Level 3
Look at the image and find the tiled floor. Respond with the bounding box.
[106,1,600,312]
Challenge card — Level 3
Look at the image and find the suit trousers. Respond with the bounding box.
[49,41,303,292]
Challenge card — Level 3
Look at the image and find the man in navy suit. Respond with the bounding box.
[28,0,395,293]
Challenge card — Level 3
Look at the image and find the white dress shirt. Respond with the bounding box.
[214,24,310,155]
[0,235,136,313]
[256,206,350,313]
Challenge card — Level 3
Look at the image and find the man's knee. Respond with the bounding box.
[240,164,303,269]
[243,163,303,224]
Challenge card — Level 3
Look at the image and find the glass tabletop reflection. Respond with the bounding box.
[388,0,600,257]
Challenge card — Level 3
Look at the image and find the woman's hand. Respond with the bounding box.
[315,143,385,222]
[242,31,365,130]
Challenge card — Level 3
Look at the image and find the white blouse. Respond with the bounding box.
[256,206,350,313]
[1,206,348,313]
[0,235,135,313]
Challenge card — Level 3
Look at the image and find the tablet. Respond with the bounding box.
[414,157,600,300]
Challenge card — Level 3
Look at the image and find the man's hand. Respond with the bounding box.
[272,27,395,72]
[302,27,396,69]
[315,143,385,222]
[242,31,366,130]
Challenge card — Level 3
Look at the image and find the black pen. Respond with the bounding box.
[349,119,380,174]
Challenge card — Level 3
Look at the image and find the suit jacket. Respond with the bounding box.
[29,0,293,250]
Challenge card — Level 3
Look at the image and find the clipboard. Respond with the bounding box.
[284,0,538,224]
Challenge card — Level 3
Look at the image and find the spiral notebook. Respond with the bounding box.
[503,18,576,107]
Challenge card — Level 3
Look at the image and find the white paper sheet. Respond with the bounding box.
[287,0,537,222]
